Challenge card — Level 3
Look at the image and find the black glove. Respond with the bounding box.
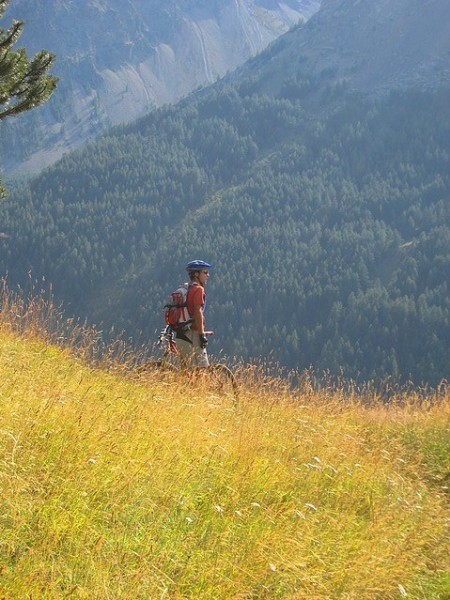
[199,334,208,349]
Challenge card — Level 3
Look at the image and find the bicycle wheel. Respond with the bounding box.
[205,364,239,406]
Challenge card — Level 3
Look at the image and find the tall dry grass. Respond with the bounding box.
[0,281,449,598]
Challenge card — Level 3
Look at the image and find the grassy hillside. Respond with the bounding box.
[0,311,449,597]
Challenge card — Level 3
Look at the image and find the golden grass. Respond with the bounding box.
[0,290,449,598]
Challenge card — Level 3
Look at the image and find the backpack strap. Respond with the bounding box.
[185,281,196,316]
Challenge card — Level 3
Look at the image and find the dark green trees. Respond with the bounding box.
[0,0,57,196]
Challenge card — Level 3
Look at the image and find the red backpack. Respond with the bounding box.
[164,282,193,329]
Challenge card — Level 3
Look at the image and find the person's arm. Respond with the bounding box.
[192,303,205,334]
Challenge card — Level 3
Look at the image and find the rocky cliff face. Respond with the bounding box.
[1,0,320,174]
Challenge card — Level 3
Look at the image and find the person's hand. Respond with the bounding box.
[199,334,208,349]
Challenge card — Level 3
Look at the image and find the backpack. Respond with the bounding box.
[164,282,193,329]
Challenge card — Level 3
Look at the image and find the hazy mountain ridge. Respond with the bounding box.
[232,0,450,104]
[1,0,320,175]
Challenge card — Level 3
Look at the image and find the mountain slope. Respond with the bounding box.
[1,0,449,385]
[0,0,319,175]
[232,0,450,101]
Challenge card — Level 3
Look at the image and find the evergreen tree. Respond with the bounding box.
[0,0,57,197]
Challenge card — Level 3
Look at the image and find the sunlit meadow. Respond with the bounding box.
[0,284,449,598]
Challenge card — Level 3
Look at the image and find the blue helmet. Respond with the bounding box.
[186,259,212,272]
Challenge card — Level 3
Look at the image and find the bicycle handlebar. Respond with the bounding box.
[158,326,214,340]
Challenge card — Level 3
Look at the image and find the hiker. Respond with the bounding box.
[175,259,212,368]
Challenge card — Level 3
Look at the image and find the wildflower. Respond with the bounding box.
[269,563,277,572]
[215,505,224,513]
[87,458,96,464]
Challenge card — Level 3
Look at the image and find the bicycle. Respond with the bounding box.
[139,325,239,406]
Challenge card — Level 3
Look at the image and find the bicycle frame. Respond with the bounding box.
[157,325,179,357]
